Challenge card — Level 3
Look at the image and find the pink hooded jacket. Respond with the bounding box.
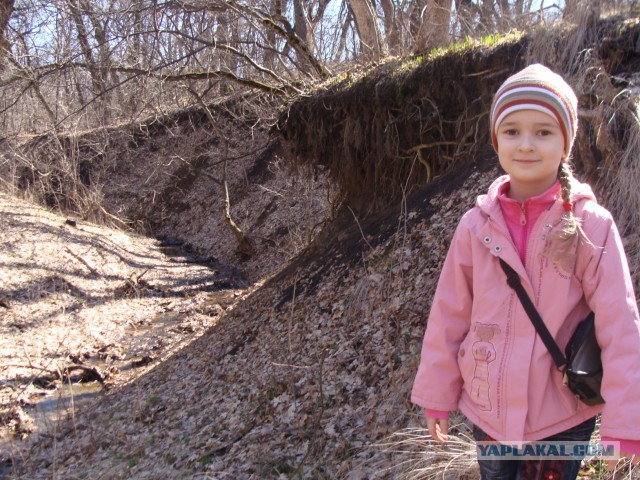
[411,175,640,443]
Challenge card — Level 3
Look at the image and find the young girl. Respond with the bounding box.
[411,64,640,479]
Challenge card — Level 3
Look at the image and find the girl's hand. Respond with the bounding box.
[426,417,449,443]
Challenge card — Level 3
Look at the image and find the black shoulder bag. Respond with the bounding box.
[499,259,604,406]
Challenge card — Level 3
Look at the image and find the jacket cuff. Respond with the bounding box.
[424,408,449,420]
[601,437,640,456]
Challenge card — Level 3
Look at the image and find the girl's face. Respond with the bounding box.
[496,109,565,202]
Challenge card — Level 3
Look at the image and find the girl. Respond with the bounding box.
[411,64,640,479]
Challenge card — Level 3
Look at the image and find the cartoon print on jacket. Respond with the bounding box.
[470,323,501,411]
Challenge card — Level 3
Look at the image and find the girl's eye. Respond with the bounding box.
[503,129,518,135]
[538,130,552,136]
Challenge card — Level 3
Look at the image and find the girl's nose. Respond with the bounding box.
[518,133,535,150]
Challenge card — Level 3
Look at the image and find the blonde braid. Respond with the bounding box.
[557,162,581,241]
[547,163,591,267]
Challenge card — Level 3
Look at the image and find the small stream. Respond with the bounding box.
[1,237,245,478]
[0,381,104,478]
[26,308,194,427]
[23,286,239,428]
[32,380,104,430]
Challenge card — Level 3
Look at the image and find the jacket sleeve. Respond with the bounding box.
[411,214,474,411]
[579,205,640,441]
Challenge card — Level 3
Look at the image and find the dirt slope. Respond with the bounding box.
[7,151,639,479]
[2,98,332,284]
[2,156,498,479]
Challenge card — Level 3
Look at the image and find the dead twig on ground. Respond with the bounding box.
[3,363,105,384]
[64,247,99,276]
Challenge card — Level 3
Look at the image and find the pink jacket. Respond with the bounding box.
[412,175,640,443]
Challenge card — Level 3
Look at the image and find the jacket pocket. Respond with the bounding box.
[456,332,474,384]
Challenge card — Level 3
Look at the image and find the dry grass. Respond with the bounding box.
[370,415,640,480]
[368,413,479,480]
[596,92,640,234]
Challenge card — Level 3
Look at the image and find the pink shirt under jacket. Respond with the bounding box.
[412,175,640,444]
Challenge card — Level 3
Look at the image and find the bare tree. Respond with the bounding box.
[378,0,401,54]
[185,85,254,257]
[415,0,453,51]
[564,0,602,24]
[453,0,479,37]
[293,0,312,49]
[0,0,14,68]
[0,0,580,136]
[348,0,385,60]
[263,0,283,71]
[0,0,333,133]
[65,0,111,122]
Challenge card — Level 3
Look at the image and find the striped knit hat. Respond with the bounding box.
[490,64,578,158]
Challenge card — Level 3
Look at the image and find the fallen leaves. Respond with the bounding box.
[4,164,640,479]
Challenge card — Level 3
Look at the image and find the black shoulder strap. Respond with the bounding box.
[498,258,567,369]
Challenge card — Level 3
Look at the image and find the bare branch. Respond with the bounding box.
[224,1,331,78]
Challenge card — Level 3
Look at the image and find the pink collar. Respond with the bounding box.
[498,180,560,216]
[497,180,561,262]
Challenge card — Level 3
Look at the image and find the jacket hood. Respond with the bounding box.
[476,174,597,216]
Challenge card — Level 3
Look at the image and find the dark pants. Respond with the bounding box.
[472,417,597,480]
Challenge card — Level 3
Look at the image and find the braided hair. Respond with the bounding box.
[548,162,591,263]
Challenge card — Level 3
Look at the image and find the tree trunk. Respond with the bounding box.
[454,0,477,37]
[478,0,495,34]
[67,0,102,94]
[78,0,109,83]
[497,0,511,29]
[409,0,428,38]
[415,0,453,52]
[66,0,110,122]
[292,0,317,73]
[263,0,282,71]
[0,0,15,69]
[293,0,309,47]
[348,0,384,60]
[379,0,401,55]
[78,0,118,117]
[563,0,601,26]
